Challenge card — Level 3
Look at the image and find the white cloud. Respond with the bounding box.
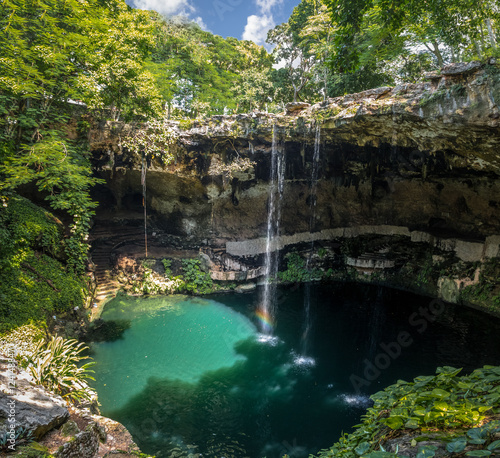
[256,0,283,16]
[242,14,275,46]
[194,16,209,31]
[242,0,283,49]
[132,0,194,17]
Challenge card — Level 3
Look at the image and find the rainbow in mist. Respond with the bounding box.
[256,309,273,333]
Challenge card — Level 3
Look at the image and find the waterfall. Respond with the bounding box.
[141,154,148,258]
[307,123,321,263]
[259,127,285,335]
[300,124,321,359]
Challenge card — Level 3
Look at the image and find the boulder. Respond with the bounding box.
[235,282,257,293]
[0,356,69,441]
[285,102,311,114]
[441,61,482,75]
[54,424,100,458]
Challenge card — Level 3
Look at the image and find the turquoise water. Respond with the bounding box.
[91,295,257,412]
[90,284,500,458]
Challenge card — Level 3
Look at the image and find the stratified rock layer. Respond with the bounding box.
[90,62,500,245]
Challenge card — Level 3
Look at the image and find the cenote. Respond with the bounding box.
[90,283,500,458]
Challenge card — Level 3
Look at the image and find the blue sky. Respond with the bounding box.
[125,0,300,48]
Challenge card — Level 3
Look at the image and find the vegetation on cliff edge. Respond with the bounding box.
[315,365,500,458]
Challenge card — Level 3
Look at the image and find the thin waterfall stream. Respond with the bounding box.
[299,124,321,362]
[258,127,285,336]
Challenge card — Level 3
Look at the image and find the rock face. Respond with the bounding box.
[0,357,69,441]
[0,356,146,457]
[90,62,500,241]
[88,62,500,306]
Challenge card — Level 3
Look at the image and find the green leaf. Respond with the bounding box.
[467,428,488,445]
[382,416,404,430]
[465,451,492,457]
[487,440,500,451]
[436,366,462,376]
[447,437,467,453]
[405,419,420,429]
[355,442,371,455]
[430,388,451,399]
[416,445,438,458]
[433,401,450,411]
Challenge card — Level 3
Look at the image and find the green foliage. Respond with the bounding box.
[128,258,218,296]
[0,195,62,260]
[162,259,172,277]
[278,252,322,283]
[12,442,51,457]
[324,0,500,78]
[1,137,100,273]
[460,258,500,312]
[314,365,500,458]
[0,0,165,274]
[0,195,86,333]
[119,118,176,165]
[0,324,45,359]
[180,259,214,294]
[26,335,96,404]
[136,268,183,295]
[0,427,33,453]
[327,63,393,98]
[148,14,274,116]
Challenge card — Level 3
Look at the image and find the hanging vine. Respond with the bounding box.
[119,119,177,257]
[119,118,177,161]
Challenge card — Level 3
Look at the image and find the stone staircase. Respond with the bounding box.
[89,226,145,312]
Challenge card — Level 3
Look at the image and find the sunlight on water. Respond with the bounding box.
[91,295,257,411]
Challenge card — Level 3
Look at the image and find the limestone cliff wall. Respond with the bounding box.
[90,61,500,249]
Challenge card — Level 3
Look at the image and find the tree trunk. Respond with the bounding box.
[474,39,483,59]
[486,18,497,50]
[451,48,457,63]
[430,41,444,68]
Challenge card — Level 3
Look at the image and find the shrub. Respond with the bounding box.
[181,259,213,294]
[27,336,96,405]
[315,366,500,458]
[0,195,87,333]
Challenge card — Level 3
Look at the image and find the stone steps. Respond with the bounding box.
[89,226,145,312]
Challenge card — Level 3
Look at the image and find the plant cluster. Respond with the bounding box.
[460,258,500,312]
[278,252,324,283]
[180,259,214,295]
[208,156,256,180]
[0,196,87,334]
[128,258,215,296]
[119,118,177,164]
[130,267,183,296]
[26,336,96,405]
[0,324,44,358]
[315,365,500,458]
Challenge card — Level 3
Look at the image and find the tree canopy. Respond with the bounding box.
[266,0,499,99]
[0,0,163,272]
